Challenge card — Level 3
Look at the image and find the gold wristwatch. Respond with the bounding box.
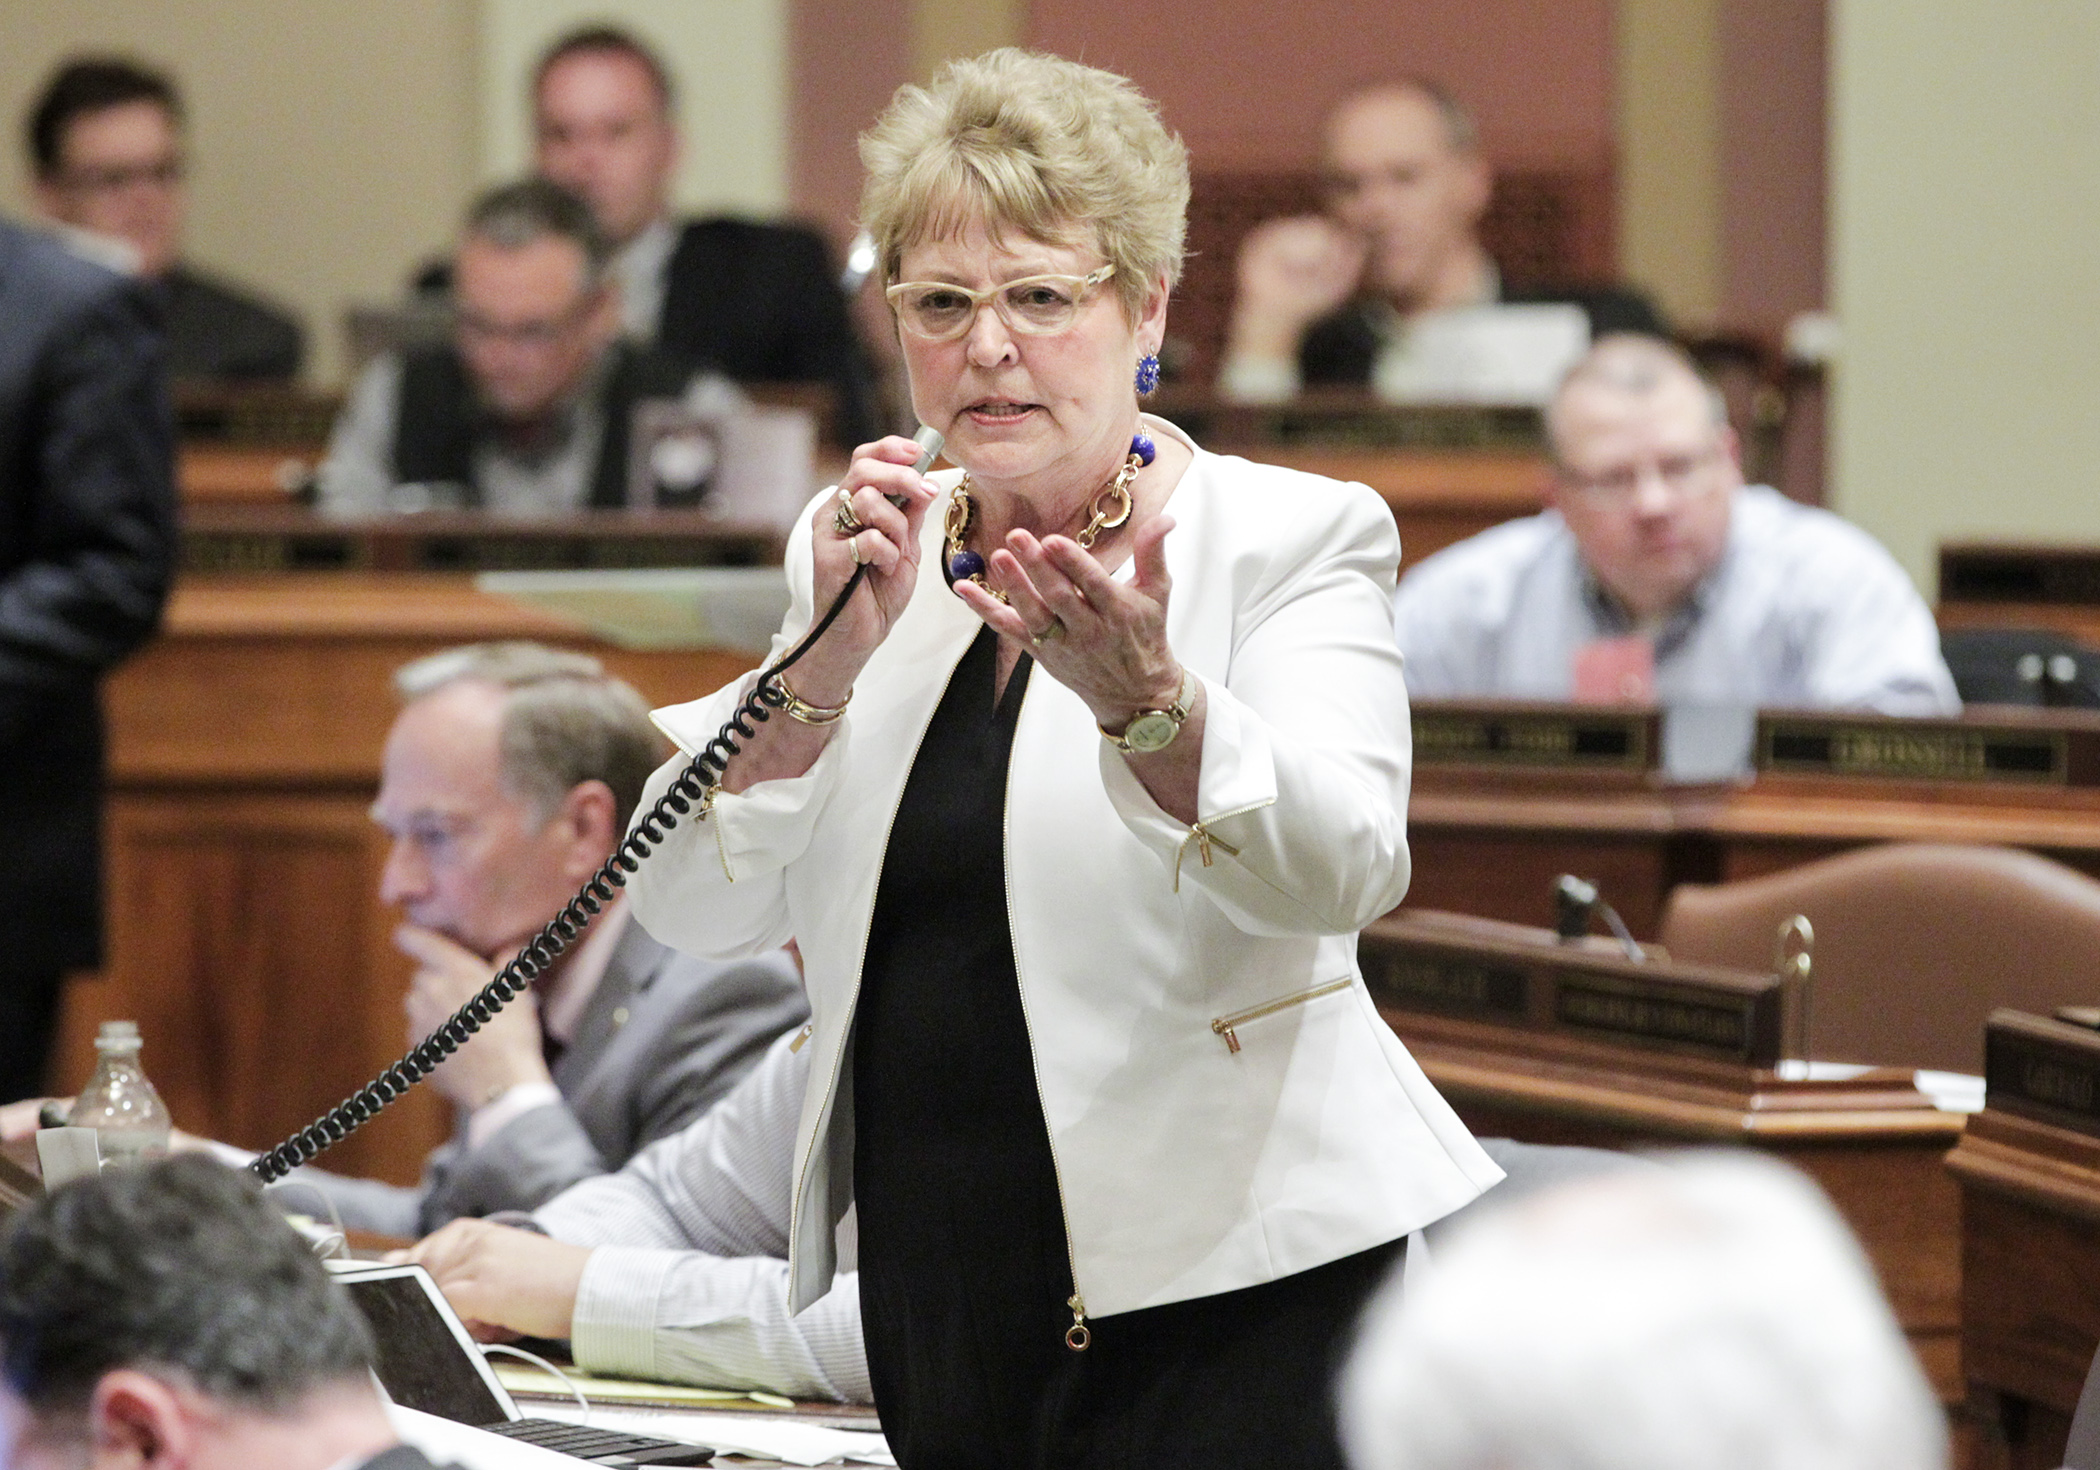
[1101,668,1197,755]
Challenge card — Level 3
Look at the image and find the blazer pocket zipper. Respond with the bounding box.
[1211,977,1354,1054]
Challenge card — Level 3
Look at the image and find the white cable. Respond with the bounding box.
[263,1177,348,1258]
[479,1343,592,1423]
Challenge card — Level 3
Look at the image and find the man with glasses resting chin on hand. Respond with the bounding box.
[319,178,714,516]
[1392,334,1958,715]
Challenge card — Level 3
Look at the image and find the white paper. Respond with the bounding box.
[1372,302,1591,406]
[477,567,791,652]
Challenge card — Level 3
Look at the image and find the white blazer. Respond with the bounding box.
[630,417,1502,1321]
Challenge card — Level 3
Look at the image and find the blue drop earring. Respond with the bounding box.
[1135,351,1161,396]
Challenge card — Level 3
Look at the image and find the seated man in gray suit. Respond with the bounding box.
[223,641,806,1235]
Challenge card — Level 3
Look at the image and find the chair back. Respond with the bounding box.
[1658,843,2100,1074]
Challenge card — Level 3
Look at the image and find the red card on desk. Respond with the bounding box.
[1572,636,1656,704]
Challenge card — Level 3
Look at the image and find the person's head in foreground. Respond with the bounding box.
[860,46,1187,504]
[1545,333,1742,624]
[448,178,621,428]
[1340,1150,1947,1470]
[0,1154,397,1470]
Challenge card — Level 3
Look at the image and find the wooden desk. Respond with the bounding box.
[1236,444,1546,565]
[1407,740,2100,939]
[1363,911,1968,1401]
[1947,1012,2100,1469]
[56,575,764,1184]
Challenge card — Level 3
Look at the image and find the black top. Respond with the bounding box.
[849,627,1397,1470]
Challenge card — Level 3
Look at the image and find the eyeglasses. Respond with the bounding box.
[455,295,598,350]
[1558,443,1727,502]
[885,264,1115,342]
[56,157,184,195]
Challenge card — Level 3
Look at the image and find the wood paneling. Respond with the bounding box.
[1947,1106,2100,1469]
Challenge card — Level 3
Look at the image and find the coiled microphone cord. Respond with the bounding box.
[250,428,941,1183]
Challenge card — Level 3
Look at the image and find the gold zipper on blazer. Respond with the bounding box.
[1211,977,1354,1054]
[1169,800,1273,892]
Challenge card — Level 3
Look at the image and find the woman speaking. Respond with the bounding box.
[629,49,1500,1469]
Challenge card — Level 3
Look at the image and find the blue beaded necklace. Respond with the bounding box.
[944,431,1156,595]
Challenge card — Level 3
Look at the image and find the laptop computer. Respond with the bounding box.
[330,1261,714,1467]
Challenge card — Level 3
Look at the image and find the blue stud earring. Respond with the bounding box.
[1135,351,1161,396]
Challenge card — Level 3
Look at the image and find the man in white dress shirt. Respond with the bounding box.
[1392,334,1959,713]
[406,1029,869,1404]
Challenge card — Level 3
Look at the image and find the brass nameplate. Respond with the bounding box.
[1555,978,1765,1062]
[1363,917,1783,1067]
[1759,715,2087,786]
[1414,708,1654,772]
[1985,1013,2100,1135]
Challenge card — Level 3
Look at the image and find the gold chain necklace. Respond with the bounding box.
[943,451,1140,599]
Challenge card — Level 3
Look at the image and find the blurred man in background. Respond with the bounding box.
[1392,335,1957,713]
[1218,79,1661,404]
[28,56,303,382]
[324,179,708,515]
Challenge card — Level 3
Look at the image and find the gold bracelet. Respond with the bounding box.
[777,675,850,725]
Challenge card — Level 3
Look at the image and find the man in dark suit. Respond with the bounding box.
[28,57,304,383]
[1218,79,1664,403]
[277,641,806,1237]
[0,1155,451,1470]
[528,25,879,446]
[0,217,176,1104]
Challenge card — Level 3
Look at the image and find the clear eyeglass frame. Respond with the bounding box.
[885,263,1116,342]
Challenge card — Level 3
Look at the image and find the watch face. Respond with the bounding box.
[1123,710,1180,754]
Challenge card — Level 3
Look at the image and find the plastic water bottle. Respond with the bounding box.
[67,1021,172,1164]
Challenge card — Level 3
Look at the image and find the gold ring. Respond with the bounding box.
[1031,616,1066,646]
[848,535,865,566]
[833,486,865,537]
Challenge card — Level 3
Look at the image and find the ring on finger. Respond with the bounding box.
[1030,615,1066,647]
[832,487,865,537]
[848,534,866,566]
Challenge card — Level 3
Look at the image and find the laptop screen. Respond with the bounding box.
[340,1270,512,1427]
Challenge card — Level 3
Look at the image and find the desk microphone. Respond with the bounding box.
[1553,874,1646,963]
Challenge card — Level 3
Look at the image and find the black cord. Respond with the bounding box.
[250,563,873,1183]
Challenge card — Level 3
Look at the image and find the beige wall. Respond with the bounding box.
[1614,0,1722,329]
[1829,1,2100,586]
[0,0,479,387]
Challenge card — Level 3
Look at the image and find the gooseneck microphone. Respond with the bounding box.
[1553,873,1646,963]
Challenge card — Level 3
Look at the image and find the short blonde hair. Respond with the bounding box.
[858,48,1190,322]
